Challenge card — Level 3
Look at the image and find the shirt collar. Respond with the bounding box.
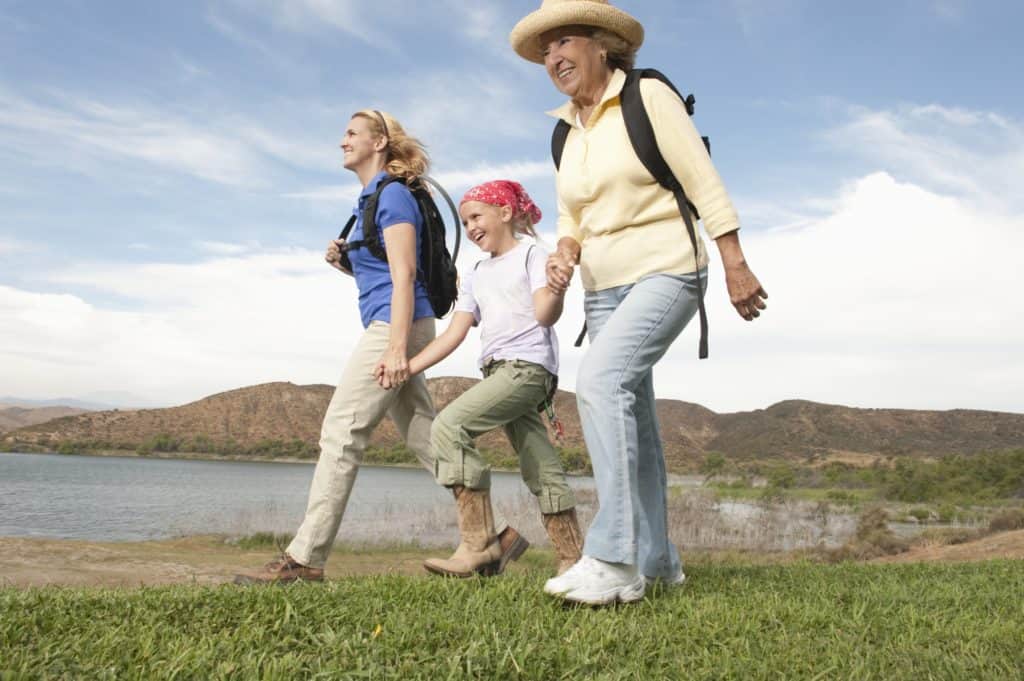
[545,69,627,129]
[359,170,390,200]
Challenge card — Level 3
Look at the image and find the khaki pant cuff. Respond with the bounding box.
[435,461,491,490]
[538,492,576,515]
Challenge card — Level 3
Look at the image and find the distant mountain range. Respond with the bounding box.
[0,390,161,411]
[0,406,91,433]
[3,380,1022,472]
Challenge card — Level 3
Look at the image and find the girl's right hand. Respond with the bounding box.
[326,239,352,274]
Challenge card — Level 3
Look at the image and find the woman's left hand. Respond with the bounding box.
[724,262,768,321]
[376,347,410,390]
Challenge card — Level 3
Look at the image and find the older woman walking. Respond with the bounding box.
[510,0,767,605]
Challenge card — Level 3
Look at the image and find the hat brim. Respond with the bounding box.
[509,2,644,64]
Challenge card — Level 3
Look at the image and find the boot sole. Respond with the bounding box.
[478,535,530,577]
[422,561,475,579]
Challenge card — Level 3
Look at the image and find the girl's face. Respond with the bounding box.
[460,201,517,256]
[540,26,608,101]
[340,116,383,171]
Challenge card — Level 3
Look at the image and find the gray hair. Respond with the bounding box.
[590,27,638,72]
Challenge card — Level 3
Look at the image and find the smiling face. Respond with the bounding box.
[459,201,518,257]
[540,25,610,102]
[339,115,384,173]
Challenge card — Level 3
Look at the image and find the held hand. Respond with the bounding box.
[724,262,768,321]
[377,347,410,390]
[546,251,575,295]
[372,361,387,387]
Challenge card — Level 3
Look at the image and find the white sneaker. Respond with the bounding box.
[552,556,645,605]
[543,556,590,595]
[644,569,686,589]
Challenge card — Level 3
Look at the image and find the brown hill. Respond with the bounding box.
[4,381,1022,472]
[0,406,90,434]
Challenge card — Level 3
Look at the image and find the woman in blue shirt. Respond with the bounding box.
[235,110,526,584]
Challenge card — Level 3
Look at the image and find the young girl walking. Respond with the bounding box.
[378,180,584,578]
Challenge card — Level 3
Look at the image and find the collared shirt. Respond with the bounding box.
[348,171,434,327]
[548,69,740,291]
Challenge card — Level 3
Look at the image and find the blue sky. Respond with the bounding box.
[2,1,1022,413]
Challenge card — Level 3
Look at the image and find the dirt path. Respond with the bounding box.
[0,536,444,588]
[873,529,1024,564]
[4,530,1022,588]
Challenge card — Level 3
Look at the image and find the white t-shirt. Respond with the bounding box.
[455,241,559,376]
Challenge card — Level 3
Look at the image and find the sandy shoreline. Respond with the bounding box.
[0,535,456,588]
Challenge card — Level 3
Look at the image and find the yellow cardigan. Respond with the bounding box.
[551,69,740,292]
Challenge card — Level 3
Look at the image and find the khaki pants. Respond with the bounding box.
[287,318,510,568]
[287,319,437,569]
[432,360,575,515]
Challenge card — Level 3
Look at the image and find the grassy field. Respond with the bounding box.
[3,560,1023,680]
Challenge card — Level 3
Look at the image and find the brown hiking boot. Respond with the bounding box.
[424,486,502,578]
[233,555,324,585]
[478,526,531,576]
[543,508,583,575]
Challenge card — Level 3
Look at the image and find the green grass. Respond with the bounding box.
[3,561,1023,680]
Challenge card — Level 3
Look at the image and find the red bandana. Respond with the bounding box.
[461,180,542,225]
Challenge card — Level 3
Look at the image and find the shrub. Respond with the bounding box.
[829,506,909,561]
[230,532,294,550]
[766,463,797,489]
[988,508,1024,533]
[559,446,591,474]
[56,442,80,455]
[908,507,932,523]
[825,489,856,504]
[700,452,727,480]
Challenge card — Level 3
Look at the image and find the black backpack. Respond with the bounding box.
[551,68,710,359]
[338,175,461,318]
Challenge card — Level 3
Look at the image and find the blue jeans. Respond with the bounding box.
[577,270,705,578]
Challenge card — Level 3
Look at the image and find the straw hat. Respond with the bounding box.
[510,0,644,64]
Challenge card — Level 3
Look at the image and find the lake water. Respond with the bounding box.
[0,452,597,545]
[2,452,967,551]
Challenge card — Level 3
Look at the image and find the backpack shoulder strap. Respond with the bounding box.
[621,68,709,359]
[551,120,572,170]
[357,175,404,262]
[620,69,702,219]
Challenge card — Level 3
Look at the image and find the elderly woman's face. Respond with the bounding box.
[540,26,609,100]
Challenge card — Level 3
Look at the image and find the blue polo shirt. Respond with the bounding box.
[349,171,435,327]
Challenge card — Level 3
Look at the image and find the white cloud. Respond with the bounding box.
[282,161,551,204]
[433,160,552,190]
[283,183,361,202]
[0,251,362,405]
[727,0,804,36]
[0,90,266,187]
[637,103,1024,414]
[4,98,1021,415]
[0,88,337,188]
[218,0,388,45]
[825,103,1024,212]
[172,53,211,80]
[931,1,966,21]
[0,236,33,255]
[195,241,259,255]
